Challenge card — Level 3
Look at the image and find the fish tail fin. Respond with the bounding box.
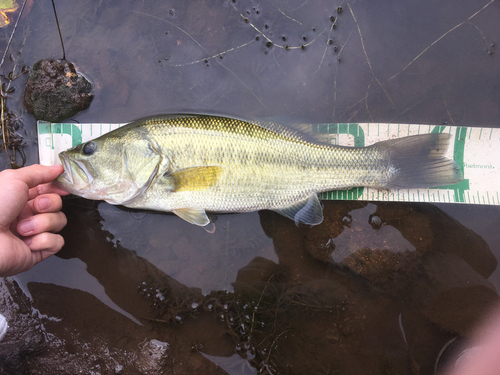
[377,133,463,189]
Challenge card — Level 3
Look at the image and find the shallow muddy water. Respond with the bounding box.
[1,0,500,374]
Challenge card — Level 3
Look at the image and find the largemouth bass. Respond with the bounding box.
[55,115,462,226]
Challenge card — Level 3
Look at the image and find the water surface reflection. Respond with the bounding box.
[14,199,498,374]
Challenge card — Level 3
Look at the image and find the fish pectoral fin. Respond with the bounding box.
[274,194,323,226]
[173,207,211,226]
[165,166,222,192]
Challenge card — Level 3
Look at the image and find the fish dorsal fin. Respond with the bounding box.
[165,166,222,192]
[173,207,210,226]
[273,194,323,226]
[259,115,333,144]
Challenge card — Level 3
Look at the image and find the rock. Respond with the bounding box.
[23,59,94,123]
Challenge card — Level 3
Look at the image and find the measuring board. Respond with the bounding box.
[37,121,500,205]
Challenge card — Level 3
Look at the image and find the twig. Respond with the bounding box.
[51,0,66,60]
[0,0,28,70]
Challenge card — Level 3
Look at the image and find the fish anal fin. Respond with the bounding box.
[173,207,210,226]
[274,194,323,226]
[166,166,222,192]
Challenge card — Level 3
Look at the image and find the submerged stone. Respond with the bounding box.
[23,59,94,123]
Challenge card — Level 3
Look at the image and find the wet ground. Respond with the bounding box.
[1,0,500,374]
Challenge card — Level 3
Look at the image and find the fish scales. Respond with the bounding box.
[127,116,381,211]
[55,114,462,226]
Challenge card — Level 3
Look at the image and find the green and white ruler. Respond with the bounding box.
[37,121,500,205]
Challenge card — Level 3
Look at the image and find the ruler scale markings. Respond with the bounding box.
[38,122,500,206]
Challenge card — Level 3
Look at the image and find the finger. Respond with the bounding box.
[17,212,67,236]
[27,194,63,214]
[11,204,33,232]
[8,164,64,190]
[29,182,70,200]
[25,233,65,262]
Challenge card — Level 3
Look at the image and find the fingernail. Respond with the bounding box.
[18,220,34,234]
[24,237,32,246]
[38,197,51,211]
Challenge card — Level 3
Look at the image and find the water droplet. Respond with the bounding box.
[223,303,229,311]
[191,302,199,310]
[207,303,213,311]
[330,16,336,22]
[369,215,382,230]
[175,315,183,324]
[342,214,352,227]
[261,321,265,328]
[130,211,147,221]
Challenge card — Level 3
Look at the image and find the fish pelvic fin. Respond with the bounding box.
[165,166,222,192]
[274,194,323,226]
[173,207,210,226]
[377,133,463,189]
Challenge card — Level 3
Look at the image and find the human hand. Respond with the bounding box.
[446,307,500,375]
[0,164,69,277]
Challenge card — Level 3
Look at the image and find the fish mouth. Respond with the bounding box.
[55,153,94,196]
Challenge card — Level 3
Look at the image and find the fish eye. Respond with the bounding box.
[83,141,96,155]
